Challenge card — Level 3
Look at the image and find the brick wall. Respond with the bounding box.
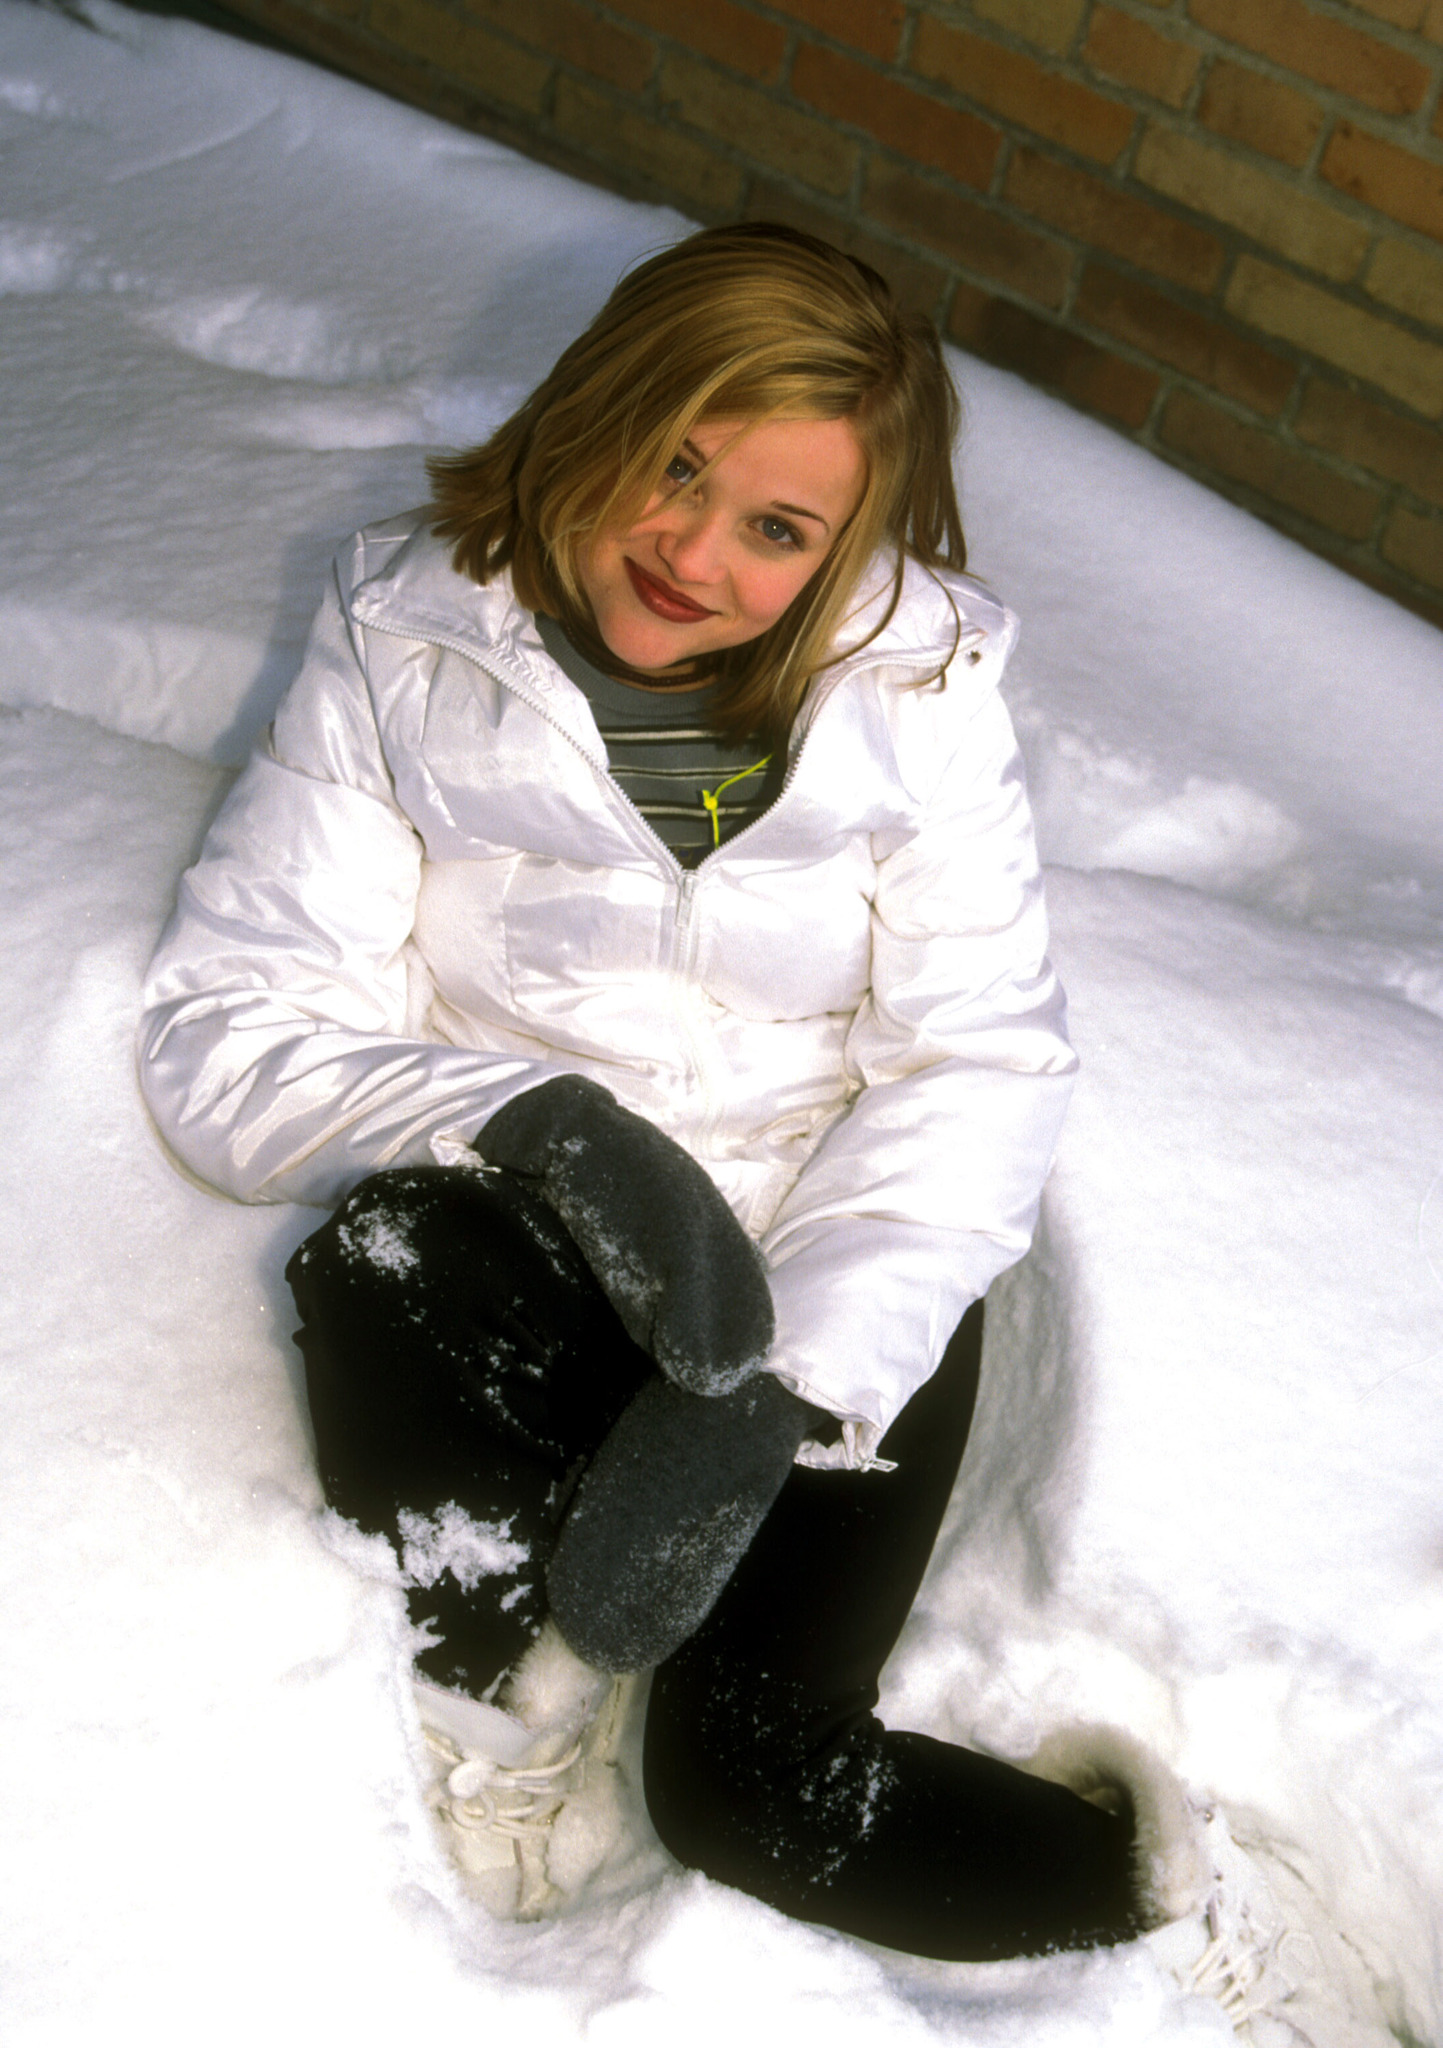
[212,0,1443,627]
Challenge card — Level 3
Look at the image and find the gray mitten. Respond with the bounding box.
[475,1075,774,1397]
[546,1372,817,1671]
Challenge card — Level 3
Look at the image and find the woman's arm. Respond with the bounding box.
[138,550,554,1207]
[758,676,1077,1469]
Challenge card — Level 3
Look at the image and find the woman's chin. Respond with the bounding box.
[596,612,716,674]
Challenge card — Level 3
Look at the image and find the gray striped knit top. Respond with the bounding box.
[537,614,787,869]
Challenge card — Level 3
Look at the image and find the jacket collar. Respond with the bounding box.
[349,519,1006,723]
[824,550,993,674]
[349,522,608,759]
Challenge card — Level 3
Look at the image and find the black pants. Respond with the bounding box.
[288,1166,1140,1961]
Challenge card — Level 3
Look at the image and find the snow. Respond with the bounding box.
[1,1,1440,2041]
[399,1502,531,1594]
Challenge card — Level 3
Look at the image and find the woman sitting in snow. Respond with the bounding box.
[138,223,1182,1959]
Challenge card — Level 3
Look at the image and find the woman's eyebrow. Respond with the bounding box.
[680,439,829,532]
[770,500,829,531]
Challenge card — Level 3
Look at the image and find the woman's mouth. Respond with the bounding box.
[624,558,718,623]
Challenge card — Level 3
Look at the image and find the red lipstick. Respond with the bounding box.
[625,557,717,623]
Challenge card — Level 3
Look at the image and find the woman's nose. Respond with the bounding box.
[654,500,725,585]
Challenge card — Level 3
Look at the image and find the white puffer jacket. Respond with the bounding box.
[139,513,1076,1469]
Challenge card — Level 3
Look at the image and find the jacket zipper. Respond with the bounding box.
[357,616,768,1141]
[358,613,843,892]
[354,612,963,1148]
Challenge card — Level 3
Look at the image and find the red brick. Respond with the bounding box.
[1137,125,1369,281]
[1004,146,1223,291]
[606,0,786,83]
[1295,378,1443,505]
[1188,0,1431,118]
[792,42,1000,189]
[1076,263,1296,414]
[1321,123,1443,241]
[1383,503,1443,591]
[1083,6,1201,108]
[1160,388,1384,538]
[948,283,1161,426]
[864,160,1075,305]
[371,0,550,108]
[1228,255,1443,413]
[973,0,1087,57]
[554,74,746,211]
[1349,0,1443,36]
[768,0,906,62]
[462,0,652,92]
[746,179,950,315]
[658,53,857,195]
[1368,237,1443,330]
[1196,58,1324,169]
[910,17,1136,164]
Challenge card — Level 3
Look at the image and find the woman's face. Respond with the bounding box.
[576,414,866,675]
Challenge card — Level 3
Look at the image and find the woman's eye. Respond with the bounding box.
[758,516,801,548]
[664,455,694,485]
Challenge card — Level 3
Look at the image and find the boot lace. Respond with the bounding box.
[1184,1894,1304,2034]
[423,1725,584,1842]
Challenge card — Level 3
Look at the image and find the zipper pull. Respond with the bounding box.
[701,754,771,848]
[675,869,698,928]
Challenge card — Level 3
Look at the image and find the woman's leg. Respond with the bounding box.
[286,1164,654,1695]
[642,1304,1142,1961]
[292,1188,1139,1956]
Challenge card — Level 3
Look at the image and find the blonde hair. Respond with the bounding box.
[428,222,965,740]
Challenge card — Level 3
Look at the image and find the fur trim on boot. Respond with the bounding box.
[1026,1723,1210,1929]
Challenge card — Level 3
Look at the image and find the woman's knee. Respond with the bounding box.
[285,1164,594,1356]
[287,1167,475,1316]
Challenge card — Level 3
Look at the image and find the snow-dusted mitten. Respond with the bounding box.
[474,1076,774,1396]
[546,1371,817,1672]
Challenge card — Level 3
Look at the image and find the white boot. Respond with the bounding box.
[1146,1806,1392,2047]
[1025,1726,1391,2042]
[1026,1723,1211,1926]
[415,1624,632,1917]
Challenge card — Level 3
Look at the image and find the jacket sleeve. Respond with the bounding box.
[757,671,1077,1471]
[137,551,555,1207]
